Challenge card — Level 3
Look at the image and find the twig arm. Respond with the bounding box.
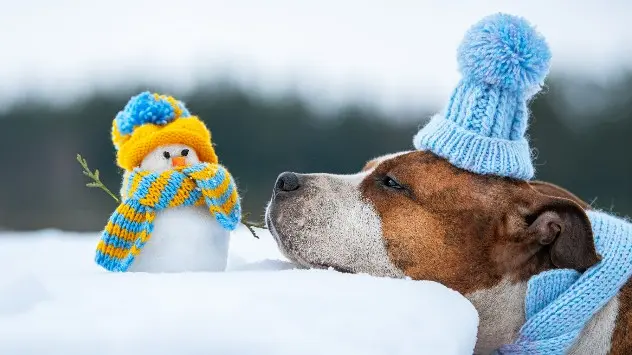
[77,154,120,203]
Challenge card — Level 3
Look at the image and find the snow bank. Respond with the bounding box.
[0,228,478,355]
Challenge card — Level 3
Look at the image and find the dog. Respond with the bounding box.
[265,150,631,354]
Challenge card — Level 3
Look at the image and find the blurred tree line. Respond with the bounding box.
[0,74,630,231]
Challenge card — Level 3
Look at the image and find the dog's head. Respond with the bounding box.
[265,150,599,294]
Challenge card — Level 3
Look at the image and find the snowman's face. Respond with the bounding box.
[140,144,201,173]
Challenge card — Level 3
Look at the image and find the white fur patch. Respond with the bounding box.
[568,296,618,355]
[465,279,527,354]
[266,171,404,278]
[466,279,618,355]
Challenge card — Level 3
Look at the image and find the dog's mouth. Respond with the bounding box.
[265,212,308,268]
[312,263,354,274]
[265,211,353,274]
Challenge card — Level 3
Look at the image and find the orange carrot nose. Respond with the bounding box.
[172,156,187,168]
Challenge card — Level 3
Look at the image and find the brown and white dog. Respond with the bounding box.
[265,150,631,355]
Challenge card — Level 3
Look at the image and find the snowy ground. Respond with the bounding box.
[0,226,478,355]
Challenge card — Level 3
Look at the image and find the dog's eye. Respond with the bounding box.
[163,151,171,159]
[181,149,189,157]
[381,175,404,190]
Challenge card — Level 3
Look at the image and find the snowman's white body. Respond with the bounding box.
[128,205,230,272]
[126,143,231,273]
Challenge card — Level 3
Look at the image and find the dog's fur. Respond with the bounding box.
[266,150,631,354]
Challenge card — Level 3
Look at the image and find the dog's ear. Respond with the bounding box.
[361,158,380,172]
[528,181,590,210]
[527,198,600,271]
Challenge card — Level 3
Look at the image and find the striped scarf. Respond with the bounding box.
[95,163,241,272]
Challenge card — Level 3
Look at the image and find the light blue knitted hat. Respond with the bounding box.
[413,13,551,180]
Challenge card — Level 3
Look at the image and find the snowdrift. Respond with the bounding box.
[0,228,478,355]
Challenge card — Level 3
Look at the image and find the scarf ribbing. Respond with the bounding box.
[95,163,241,272]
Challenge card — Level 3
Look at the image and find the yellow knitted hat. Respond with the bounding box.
[111,92,218,171]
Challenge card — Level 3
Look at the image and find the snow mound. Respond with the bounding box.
[0,227,479,355]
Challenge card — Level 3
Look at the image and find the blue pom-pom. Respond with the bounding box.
[457,13,551,92]
[115,91,177,135]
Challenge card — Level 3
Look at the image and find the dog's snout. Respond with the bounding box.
[275,172,301,193]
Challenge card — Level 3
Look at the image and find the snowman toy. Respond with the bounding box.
[95,92,242,273]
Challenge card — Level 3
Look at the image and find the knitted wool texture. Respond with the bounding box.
[112,92,218,171]
[413,13,551,180]
[497,210,632,354]
[95,163,241,272]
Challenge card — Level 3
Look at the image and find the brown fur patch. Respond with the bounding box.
[611,281,632,354]
[359,151,597,294]
[529,180,590,209]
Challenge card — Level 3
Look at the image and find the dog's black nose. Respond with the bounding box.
[275,172,301,193]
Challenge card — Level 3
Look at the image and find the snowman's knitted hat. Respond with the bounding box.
[112,92,218,171]
[413,13,551,180]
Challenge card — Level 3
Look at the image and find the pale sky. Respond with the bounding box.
[1,0,631,114]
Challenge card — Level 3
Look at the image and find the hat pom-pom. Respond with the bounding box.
[115,91,178,135]
[457,13,551,92]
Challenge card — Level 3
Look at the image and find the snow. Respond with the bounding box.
[0,226,479,355]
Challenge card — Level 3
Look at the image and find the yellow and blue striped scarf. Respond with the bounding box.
[95,163,241,272]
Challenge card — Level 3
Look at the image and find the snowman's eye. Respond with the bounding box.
[163,151,171,159]
[181,149,189,157]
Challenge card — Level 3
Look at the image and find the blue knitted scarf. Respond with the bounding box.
[497,210,632,354]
